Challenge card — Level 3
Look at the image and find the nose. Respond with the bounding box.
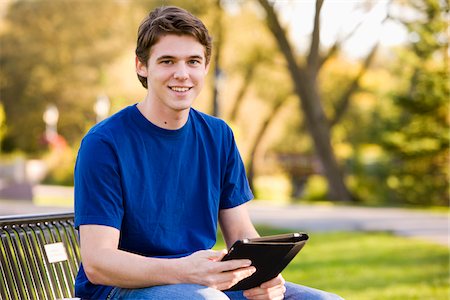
[173,63,189,80]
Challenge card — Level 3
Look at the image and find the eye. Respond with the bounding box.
[160,60,173,65]
[188,60,201,65]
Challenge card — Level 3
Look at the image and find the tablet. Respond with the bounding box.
[221,232,309,291]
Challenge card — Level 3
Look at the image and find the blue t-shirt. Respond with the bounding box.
[74,105,253,299]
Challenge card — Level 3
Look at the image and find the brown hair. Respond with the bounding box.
[135,6,212,89]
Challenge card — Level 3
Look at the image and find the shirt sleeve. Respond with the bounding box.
[74,132,124,230]
[219,127,254,209]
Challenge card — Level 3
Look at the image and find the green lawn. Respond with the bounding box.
[216,227,450,300]
[10,196,449,299]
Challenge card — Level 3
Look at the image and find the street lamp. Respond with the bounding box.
[43,104,59,142]
[94,95,110,123]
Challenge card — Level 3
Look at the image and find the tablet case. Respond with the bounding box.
[222,232,309,291]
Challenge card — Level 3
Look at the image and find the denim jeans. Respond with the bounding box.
[107,282,343,299]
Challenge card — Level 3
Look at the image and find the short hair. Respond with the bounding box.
[135,6,212,89]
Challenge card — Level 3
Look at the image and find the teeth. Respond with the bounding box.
[171,87,190,92]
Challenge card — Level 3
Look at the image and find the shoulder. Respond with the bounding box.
[189,109,238,156]
[190,108,232,135]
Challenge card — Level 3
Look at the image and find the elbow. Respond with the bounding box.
[81,250,113,285]
[83,261,106,285]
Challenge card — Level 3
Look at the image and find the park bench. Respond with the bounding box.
[0,212,80,300]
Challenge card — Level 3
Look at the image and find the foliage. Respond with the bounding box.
[371,0,449,205]
[302,174,328,200]
[0,0,217,155]
[258,0,353,201]
[41,145,77,186]
[0,102,6,151]
[0,1,129,153]
[0,1,447,206]
[266,0,449,206]
[215,228,450,300]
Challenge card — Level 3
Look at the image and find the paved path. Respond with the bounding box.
[248,201,449,247]
[0,185,448,247]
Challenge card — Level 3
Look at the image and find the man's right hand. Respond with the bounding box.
[177,249,256,291]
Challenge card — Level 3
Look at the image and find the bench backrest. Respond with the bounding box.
[0,212,80,300]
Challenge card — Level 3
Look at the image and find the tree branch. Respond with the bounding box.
[229,66,256,122]
[257,0,304,79]
[307,0,324,76]
[329,42,379,127]
[247,95,287,191]
[319,0,392,69]
[328,5,392,127]
[319,20,364,69]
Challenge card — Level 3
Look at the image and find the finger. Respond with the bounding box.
[245,295,284,300]
[225,266,256,283]
[246,294,284,300]
[244,290,285,300]
[216,266,256,290]
[208,249,228,262]
[260,274,285,289]
[218,259,253,272]
[244,283,286,299]
[244,290,281,300]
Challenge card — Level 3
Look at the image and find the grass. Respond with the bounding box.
[215,227,450,300]
[3,193,448,299]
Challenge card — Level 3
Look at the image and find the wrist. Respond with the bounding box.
[144,256,185,285]
[164,257,186,284]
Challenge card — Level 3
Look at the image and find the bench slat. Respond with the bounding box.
[0,230,20,300]
[25,225,53,299]
[0,212,80,300]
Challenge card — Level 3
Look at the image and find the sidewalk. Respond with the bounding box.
[247,200,449,247]
[0,186,448,247]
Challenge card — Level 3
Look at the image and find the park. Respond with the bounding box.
[0,0,448,299]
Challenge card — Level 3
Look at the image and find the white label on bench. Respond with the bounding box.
[44,242,68,263]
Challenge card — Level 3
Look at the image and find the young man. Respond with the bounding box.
[74,6,342,300]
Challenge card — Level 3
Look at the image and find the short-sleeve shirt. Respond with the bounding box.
[74,105,253,299]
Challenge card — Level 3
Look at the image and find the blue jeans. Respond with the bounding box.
[108,282,343,299]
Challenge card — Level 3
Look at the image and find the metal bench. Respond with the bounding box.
[0,212,80,300]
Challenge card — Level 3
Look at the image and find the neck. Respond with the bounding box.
[137,99,189,130]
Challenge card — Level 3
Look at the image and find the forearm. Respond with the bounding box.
[219,204,260,248]
[84,247,257,291]
[82,247,180,288]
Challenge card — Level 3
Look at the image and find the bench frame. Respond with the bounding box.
[0,212,80,300]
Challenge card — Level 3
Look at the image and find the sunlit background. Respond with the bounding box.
[0,0,448,299]
[1,0,447,207]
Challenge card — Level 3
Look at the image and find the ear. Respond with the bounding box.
[205,62,211,75]
[135,56,148,77]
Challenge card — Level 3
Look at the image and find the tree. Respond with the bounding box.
[256,0,387,201]
[376,0,449,205]
[0,1,128,153]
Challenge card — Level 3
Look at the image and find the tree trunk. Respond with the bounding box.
[258,0,352,201]
[247,98,285,193]
[295,73,352,200]
[229,66,255,122]
[211,0,224,117]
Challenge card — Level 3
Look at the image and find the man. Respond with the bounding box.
[74,6,342,300]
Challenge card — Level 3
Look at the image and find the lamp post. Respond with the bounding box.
[43,104,59,142]
[94,95,110,123]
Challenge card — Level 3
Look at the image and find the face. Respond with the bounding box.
[136,34,209,114]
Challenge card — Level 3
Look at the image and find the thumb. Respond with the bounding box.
[207,249,228,262]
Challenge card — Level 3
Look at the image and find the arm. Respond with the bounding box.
[219,204,286,299]
[80,224,256,290]
[218,203,259,248]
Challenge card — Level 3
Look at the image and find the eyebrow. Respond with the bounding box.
[156,55,204,61]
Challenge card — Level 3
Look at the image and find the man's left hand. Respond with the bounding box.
[243,274,286,300]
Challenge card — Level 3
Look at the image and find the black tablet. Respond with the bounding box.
[221,232,309,291]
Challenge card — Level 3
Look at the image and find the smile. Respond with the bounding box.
[170,86,191,92]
